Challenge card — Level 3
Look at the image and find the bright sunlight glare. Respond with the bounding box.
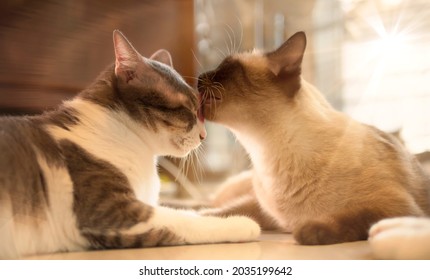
[343,0,430,154]
[372,32,408,58]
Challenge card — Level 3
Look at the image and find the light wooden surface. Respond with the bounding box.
[24,232,374,260]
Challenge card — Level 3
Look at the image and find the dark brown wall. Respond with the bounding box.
[0,0,195,114]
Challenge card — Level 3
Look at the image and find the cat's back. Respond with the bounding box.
[0,113,86,259]
[2,116,45,180]
[365,125,430,214]
[0,115,36,156]
[325,120,430,215]
[0,113,65,223]
[0,115,63,186]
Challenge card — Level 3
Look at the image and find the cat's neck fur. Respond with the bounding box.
[231,78,349,180]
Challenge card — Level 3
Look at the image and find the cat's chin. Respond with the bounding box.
[165,146,199,158]
[170,150,192,158]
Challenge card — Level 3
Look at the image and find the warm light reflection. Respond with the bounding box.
[343,0,430,154]
[372,32,408,57]
[379,0,403,8]
[365,0,409,59]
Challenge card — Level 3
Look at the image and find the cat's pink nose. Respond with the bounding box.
[199,130,207,141]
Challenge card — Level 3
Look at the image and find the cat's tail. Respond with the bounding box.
[293,204,424,245]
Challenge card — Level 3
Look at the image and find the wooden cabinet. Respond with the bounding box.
[0,0,195,114]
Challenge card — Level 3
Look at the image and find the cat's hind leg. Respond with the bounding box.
[293,215,370,245]
[211,170,254,207]
[293,207,406,245]
[368,217,430,259]
[293,190,425,245]
[200,194,280,230]
[200,169,280,230]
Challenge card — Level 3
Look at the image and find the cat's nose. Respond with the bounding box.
[199,130,207,141]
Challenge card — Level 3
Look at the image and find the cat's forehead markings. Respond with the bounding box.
[148,60,197,109]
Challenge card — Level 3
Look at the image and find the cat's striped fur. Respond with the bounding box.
[197,31,430,246]
[0,30,260,259]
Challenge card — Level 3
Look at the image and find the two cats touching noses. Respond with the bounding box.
[0,29,429,260]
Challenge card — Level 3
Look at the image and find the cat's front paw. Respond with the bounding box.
[369,217,430,259]
[369,217,419,238]
[198,207,223,217]
[224,216,261,242]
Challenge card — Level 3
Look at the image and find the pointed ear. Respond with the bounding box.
[113,30,141,82]
[266,31,306,76]
[150,49,173,67]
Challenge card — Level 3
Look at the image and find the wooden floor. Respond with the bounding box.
[24,232,374,260]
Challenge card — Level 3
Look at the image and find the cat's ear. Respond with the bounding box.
[150,49,173,67]
[113,30,141,81]
[266,31,306,76]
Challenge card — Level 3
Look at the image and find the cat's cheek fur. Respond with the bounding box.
[164,125,203,158]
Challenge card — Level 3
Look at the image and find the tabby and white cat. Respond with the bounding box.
[197,31,430,246]
[0,30,260,259]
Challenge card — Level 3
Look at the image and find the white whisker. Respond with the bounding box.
[215,47,227,60]
[224,23,237,54]
[191,49,204,71]
[223,26,234,56]
[182,75,201,82]
[235,15,244,52]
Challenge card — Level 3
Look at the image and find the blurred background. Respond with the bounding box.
[1,0,429,202]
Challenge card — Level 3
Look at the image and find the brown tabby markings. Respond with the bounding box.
[1,31,261,258]
[0,64,187,248]
[148,60,198,107]
[0,105,82,220]
[84,228,183,249]
[60,140,150,229]
[82,64,197,133]
[59,140,182,249]
[0,65,192,251]
[0,113,77,217]
[42,107,80,132]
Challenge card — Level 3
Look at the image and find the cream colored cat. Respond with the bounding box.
[197,31,430,246]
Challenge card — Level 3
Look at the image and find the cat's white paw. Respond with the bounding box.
[369,217,424,238]
[369,217,430,259]
[222,216,261,242]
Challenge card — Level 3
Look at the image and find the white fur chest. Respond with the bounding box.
[125,157,160,206]
[101,146,161,206]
